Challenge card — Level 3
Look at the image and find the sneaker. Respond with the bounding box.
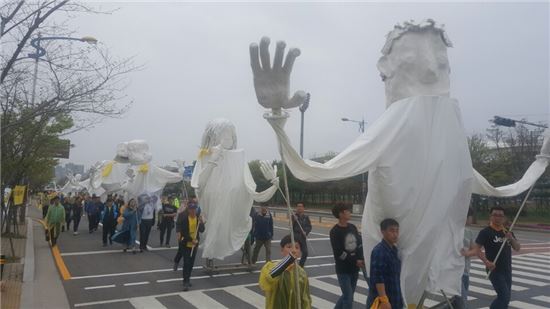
[183,283,189,292]
[73,232,78,236]
[173,263,178,271]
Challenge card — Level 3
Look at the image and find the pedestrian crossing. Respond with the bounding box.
[73,252,550,309]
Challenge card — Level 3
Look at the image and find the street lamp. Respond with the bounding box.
[299,93,311,158]
[27,34,98,105]
[341,117,367,203]
[492,116,548,129]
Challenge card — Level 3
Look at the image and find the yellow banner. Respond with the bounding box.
[13,185,26,205]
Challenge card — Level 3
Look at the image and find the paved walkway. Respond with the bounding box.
[1,213,26,309]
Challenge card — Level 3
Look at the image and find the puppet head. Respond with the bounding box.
[377,19,453,106]
[114,140,152,165]
[199,118,238,156]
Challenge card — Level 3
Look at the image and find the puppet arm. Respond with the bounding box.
[472,129,550,196]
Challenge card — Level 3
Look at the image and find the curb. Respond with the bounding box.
[23,217,34,282]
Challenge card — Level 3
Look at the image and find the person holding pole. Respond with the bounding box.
[462,206,520,309]
[259,234,311,309]
[175,201,204,291]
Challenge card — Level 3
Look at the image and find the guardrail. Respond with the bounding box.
[252,205,362,224]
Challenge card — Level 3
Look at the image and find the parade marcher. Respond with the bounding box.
[291,202,312,267]
[45,195,65,246]
[112,198,139,253]
[62,196,72,232]
[101,198,118,246]
[72,196,83,235]
[41,191,50,219]
[259,234,311,309]
[252,206,274,264]
[159,196,178,247]
[462,206,520,309]
[177,202,204,291]
[367,218,404,309]
[175,201,205,291]
[137,194,156,252]
[86,194,102,233]
[330,204,364,309]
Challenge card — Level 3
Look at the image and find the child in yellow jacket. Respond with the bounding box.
[259,235,311,309]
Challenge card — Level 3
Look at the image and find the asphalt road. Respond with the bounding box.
[52,213,550,309]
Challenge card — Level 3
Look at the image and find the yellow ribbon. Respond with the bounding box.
[198,148,211,159]
[101,161,114,177]
[138,163,149,173]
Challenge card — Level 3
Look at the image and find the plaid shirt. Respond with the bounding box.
[367,240,404,308]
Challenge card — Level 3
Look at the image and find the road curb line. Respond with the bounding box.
[52,245,71,280]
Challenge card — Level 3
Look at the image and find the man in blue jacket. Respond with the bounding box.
[101,198,118,246]
[252,206,274,264]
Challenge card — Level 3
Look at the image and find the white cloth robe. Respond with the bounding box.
[266,95,548,306]
[191,149,278,260]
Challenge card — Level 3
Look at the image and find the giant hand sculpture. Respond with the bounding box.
[250,37,308,114]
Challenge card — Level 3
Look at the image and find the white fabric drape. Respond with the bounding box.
[191,149,277,260]
[266,95,546,306]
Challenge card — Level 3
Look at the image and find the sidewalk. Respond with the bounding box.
[1,202,70,309]
[1,217,26,309]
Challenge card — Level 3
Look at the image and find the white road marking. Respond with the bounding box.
[310,277,367,304]
[532,295,550,303]
[470,263,550,280]
[224,286,265,308]
[515,256,550,264]
[469,269,547,286]
[84,284,116,290]
[468,276,527,291]
[128,296,167,308]
[311,295,335,309]
[124,281,150,286]
[182,291,228,308]
[510,300,549,309]
[469,285,496,296]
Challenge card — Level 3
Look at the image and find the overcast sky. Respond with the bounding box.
[59,1,549,169]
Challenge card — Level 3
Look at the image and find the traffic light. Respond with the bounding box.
[493,116,516,127]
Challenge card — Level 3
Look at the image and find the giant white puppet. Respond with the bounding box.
[191,118,279,260]
[114,140,183,206]
[60,173,85,195]
[249,19,550,306]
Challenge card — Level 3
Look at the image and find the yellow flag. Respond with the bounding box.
[102,161,114,177]
[13,185,26,205]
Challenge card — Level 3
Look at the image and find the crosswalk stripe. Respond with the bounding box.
[513,259,550,269]
[532,295,550,303]
[128,296,167,309]
[468,276,527,291]
[511,264,550,274]
[515,256,550,264]
[181,291,228,308]
[326,274,369,289]
[469,269,548,286]
[309,278,367,304]
[470,263,550,280]
[528,254,550,259]
[311,295,335,309]
[224,286,265,308]
[468,285,496,296]
[509,300,549,309]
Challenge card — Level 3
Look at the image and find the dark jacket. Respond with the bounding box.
[292,213,312,240]
[176,212,205,245]
[253,211,274,241]
[101,205,119,224]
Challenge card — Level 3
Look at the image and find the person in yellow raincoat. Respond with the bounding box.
[259,235,311,309]
[45,195,65,246]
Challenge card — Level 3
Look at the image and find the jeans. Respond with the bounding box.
[182,245,198,284]
[139,219,154,249]
[489,270,511,309]
[335,272,359,309]
[461,274,469,309]
[252,239,271,263]
[88,213,98,232]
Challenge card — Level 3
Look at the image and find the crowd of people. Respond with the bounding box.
[39,191,520,308]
